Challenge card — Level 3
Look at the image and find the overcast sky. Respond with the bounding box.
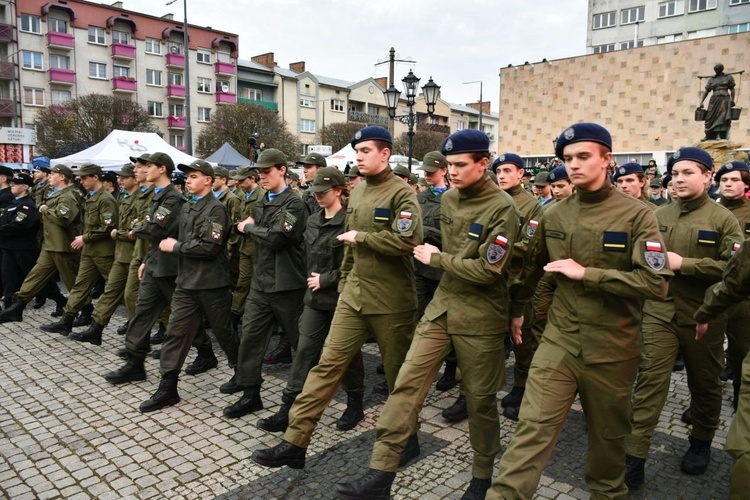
[120,0,589,111]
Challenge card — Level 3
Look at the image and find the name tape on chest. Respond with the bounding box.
[487,234,509,264]
[644,240,665,271]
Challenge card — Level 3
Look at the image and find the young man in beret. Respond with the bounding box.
[31,165,51,209]
[250,125,422,472]
[488,123,672,500]
[547,165,574,203]
[612,162,656,208]
[625,147,743,489]
[40,163,118,336]
[333,129,519,500]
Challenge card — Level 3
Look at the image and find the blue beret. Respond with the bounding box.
[441,129,490,156]
[491,153,524,173]
[351,126,392,148]
[667,146,713,174]
[661,173,672,189]
[547,165,569,183]
[554,122,612,160]
[715,161,750,181]
[612,162,644,183]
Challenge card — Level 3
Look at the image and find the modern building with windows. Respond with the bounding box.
[15,0,238,152]
[587,0,750,54]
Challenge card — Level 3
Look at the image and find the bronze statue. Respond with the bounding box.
[697,63,736,140]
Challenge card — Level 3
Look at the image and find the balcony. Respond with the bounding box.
[167,116,186,129]
[112,77,137,93]
[0,23,14,42]
[416,122,451,135]
[111,43,136,60]
[47,31,74,49]
[0,99,13,117]
[49,68,76,85]
[238,97,278,112]
[165,53,184,68]
[0,61,13,80]
[166,84,185,99]
[214,61,235,76]
[348,110,388,126]
[215,91,236,104]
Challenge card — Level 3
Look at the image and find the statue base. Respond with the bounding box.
[693,139,748,167]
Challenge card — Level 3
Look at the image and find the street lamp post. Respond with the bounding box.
[383,70,440,172]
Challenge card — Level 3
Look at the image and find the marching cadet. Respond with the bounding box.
[694,239,750,500]
[229,166,265,333]
[137,159,239,412]
[0,165,82,324]
[346,165,364,190]
[625,147,743,490]
[297,152,327,215]
[249,126,423,474]
[331,129,519,500]
[487,123,671,500]
[40,163,118,337]
[32,165,51,208]
[612,162,657,208]
[256,167,365,434]
[70,164,139,345]
[547,165,574,203]
[212,166,242,290]
[0,173,40,304]
[222,149,308,418]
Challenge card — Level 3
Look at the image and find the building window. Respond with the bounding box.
[113,65,130,78]
[300,119,316,133]
[168,72,183,86]
[593,43,617,54]
[49,54,70,70]
[688,0,716,13]
[112,30,130,45]
[170,134,184,148]
[244,88,262,100]
[331,99,345,112]
[592,11,617,29]
[24,87,44,106]
[620,40,645,50]
[89,62,107,79]
[51,90,71,105]
[21,51,43,70]
[20,14,41,34]
[48,18,68,33]
[730,0,750,4]
[197,107,211,122]
[729,22,750,33]
[456,121,466,130]
[216,80,230,93]
[299,95,314,108]
[169,103,184,117]
[88,27,106,45]
[621,6,645,25]
[145,38,161,55]
[658,0,685,17]
[197,77,212,93]
[168,42,183,55]
[197,49,211,64]
[147,101,163,117]
[146,69,163,86]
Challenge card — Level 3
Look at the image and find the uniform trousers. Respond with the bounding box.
[488,341,638,500]
[511,302,539,388]
[235,287,305,387]
[282,306,365,401]
[230,253,254,315]
[64,254,113,315]
[1,248,39,301]
[123,260,169,327]
[229,249,241,291]
[285,302,416,448]
[92,260,131,325]
[124,268,210,359]
[17,250,79,302]
[728,350,750,500]
[159,286,238,375]
[370,314,505,479]
[625,316,725,458]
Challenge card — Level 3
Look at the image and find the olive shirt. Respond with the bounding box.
[132,184,184,278]
[32,180,50,208]
[695,239,750,323]
[506,184,543,279]
[111,190,138,264]
[131,185,155,263]
[41,185,84,253]
[643,192,743,326]
[81,189,118,257]
[215,188,241,254]
[415,187,444,282]
[338,167,423,314]
[303,207,346,311]
[425,174,519,334]
[510,183,672,364]
[238,187,265,258]
[720,196,750,238]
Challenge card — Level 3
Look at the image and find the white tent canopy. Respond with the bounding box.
[324,144,356,171]
[51,129,208,170]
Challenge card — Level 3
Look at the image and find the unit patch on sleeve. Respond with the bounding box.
[732,242,742,256]
[103,212,113,225]
[644,240,665,271]
[211,222,223,241]
[487,234,509,264]
[397,211,413,232]
[526,219,539,238]
[283,212,298,233]
[155,206,171,221]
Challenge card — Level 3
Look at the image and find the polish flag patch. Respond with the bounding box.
[646,241,662,252]
[494,235,509,247]
[399,211,412,219]
[733,242,741,254]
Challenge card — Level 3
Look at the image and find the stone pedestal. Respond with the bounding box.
[694,140,748,167]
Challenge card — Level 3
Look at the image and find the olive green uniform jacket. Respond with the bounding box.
[506,184,543,280]
[415,186,445,282]
[81,189,118,258]
[215,188,241,255]
[238,187,266,258]
[303,208,346,311]
[112,189,138,264]
[41,185,84,253]
[132,184,183,278]
[695,239,750,323]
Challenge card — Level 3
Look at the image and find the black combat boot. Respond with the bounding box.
[250,441,306,469]
[150,322,166,344]
[0,299,27,323]
[32,296,46,309]
[104,355,146,384]
[223,386,263,418]
[219,373,243,394]
[139,373,180,412]
[50,292,66,317]
[502,405,520,422]
[257,394,294,432]
[681,436,711,475]
[263,336,292,364]
[337,392,365,431]
[442,395,468,422]
[501,386,525,408]
[681,407,693,425]
[117,321,129,335]
[40,313,75,335]
[332,468,395,500]
[461,477,492,500]
[435,360,458,391]
[230,312,241,332]
[72,304,94,328]
[398,433,420,467]
[70,321,104,346]
[372,379,389,395]
[673,352,685,371]
[624,454,645,491]
[184,347,218,375]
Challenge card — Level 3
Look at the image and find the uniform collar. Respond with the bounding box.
[677,191,709,213]
[506,183,526,197]
[720,196,748,209]
[458,173,492,199]
[364,166,392,186]
[576,181,613,204]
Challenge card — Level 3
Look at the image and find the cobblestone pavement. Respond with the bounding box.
[0,302,735,499]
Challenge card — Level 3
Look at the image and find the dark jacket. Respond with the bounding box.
[303,207,346,311]
[415,187,444,282]
[133,184,184,278]
[0,195,40,250]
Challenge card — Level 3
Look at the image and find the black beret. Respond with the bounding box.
[554,122,612,160]
[715,161,750,182]
[667,147,713,174]
[491,153,524,173]
[547,165,569,183]
[351,126,392,148]
[612,162,644,183]
[441,129,489,156]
